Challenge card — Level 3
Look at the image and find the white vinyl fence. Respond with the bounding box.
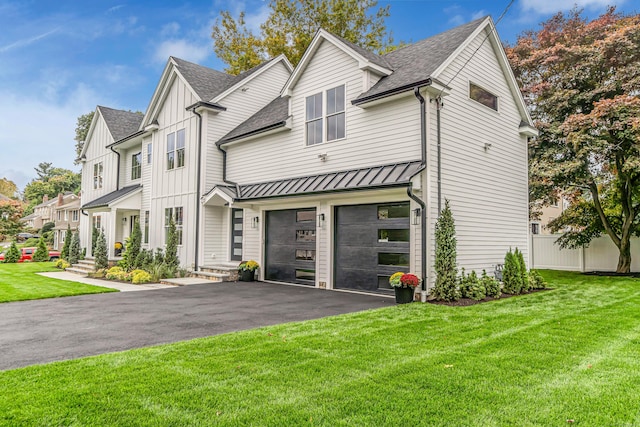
[530,235,640,272]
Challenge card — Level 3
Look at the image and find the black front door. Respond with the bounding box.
[230,209,243,261]
[265,208,316,285]
[334,202,410,293]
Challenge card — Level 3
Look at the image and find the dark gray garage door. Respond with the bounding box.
[335,202,410,293]
[265,208,316,285]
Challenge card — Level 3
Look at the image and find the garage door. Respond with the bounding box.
[265,208,316,285]
[335,202,410,293]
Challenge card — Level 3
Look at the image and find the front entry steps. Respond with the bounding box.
[191,262,240,282]
[66,259,96,276]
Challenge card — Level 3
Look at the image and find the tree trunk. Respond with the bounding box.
[616,237,632,273]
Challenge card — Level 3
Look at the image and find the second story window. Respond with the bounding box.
[147,143,152,164]
[166,130,185,170]
[131,152,142,180]
[72,210,79,222]
[305,85,345,146]
[93,162,103,189]
[469,83,498,111]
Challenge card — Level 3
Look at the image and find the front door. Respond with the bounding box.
[230,209,243,261]
[265,208,316,285]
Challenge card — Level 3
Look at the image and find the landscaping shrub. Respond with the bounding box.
[54,259,70,270]
[94,229,108,270]
[529,270,547,289]
[21,237,40,247]
[32,237,50,262]
[105,266,132,281]
[91,226,99,255]
[515,247,529,292]
[433,199,460,301]
[60,225,72,260]
[154,248,165,265]
[502,248,523,294]
[165,217,179,271]
[481,269,501,298]
[134,249,153,271]
[4,242,20,263]
[121,220,142,270]
[68,231,80,265]
[460,269,485,300]
[40,222,55,234]
[131,269,152,284]
[92,268,106,279]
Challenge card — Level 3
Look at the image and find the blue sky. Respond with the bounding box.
[0,0,636,191]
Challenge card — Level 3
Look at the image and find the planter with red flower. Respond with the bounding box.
[389,272,420,304]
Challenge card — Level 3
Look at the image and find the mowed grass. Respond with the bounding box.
[1,270,639,426]
[0,262,116,303]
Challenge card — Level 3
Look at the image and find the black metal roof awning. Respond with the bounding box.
[82,185,141,209]
[234,161,422,201]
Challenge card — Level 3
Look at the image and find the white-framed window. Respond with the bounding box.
[166,129,185,170]
[147,143,152,164]
[64,210,68,221]
[305,84,345,145]
[93,162,103,189]
[131,152,142,180]
[469,82,498,111]
[93,215,102,230]
[57,211,62,221]
[61,231,66,243]
[531,223,540,235]
[164,206,183,245]
[72,210,79,222]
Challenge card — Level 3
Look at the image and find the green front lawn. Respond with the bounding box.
[0,262,117,303]
[0,270,639,426]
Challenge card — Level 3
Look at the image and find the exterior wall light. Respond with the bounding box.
[251,216,259,229]
[412,208,421,225]
[317,213,325,228]
[122,217,127,225]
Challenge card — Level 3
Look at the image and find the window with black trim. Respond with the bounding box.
[469,83,498,111]
[164,207,183,245]
[166,129,185,170]
[93,162,103,189]
[305,84,345,145]
[131,152,141,180]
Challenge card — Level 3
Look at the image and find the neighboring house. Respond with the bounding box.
[21,195,57,230]
[79,16,535,296]
[52,193,81,249]
[530,196,569,235]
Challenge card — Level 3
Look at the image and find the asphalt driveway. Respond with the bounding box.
[0,281,394,370]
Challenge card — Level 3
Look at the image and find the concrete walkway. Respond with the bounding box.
[0,281,394,370]
[37,271,176,291]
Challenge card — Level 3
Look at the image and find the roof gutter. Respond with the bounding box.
[185,101,227,112]
[187,105,204,272]
[352,78,432,106]
[218,121,288,146]
[407,86,429,299]
[109,145,121,191]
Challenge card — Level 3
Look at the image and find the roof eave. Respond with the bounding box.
[352,79,433,106]
[238,182,410,202]
[218,118,292,146]
[186,101,227,113]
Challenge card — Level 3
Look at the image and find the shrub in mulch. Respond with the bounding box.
[428,288,550,307]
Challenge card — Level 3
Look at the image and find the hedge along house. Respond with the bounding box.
[79,56,293,264]
[207,16,536,297]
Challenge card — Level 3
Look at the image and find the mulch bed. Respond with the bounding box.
[584,271,640,278]
[427,288,550,306]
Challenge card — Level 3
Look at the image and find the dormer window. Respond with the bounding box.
[305,84,345,145]
[469,83,498,111]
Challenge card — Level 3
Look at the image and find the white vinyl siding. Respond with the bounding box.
[226,41,421,183]
[426,27,529,280]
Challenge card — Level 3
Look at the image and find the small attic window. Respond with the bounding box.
[469,83,498,111]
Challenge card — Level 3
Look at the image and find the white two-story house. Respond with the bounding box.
[79,16,535,297]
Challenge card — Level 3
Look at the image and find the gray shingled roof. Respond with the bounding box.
[354,17,486,102]
[329,32,392,70]
[97,106,144,142]
[219,97,289,144]
[82,185,141,209]
[211,161,421,200]
[172,56,274,102]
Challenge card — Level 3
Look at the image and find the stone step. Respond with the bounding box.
[77,259,95,265]
[66,267,90,276]
[189,270,231,283]
[199,264,239,281]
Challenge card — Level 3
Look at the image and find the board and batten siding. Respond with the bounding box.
[204,62,291,190]
[225,40,422,184]
[202,206,228,264]
[141,136,153,248]
[426,27,529,282]
[121,145,143,188]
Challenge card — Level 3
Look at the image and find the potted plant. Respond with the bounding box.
[389,272,420,304]
[238,260,259,281]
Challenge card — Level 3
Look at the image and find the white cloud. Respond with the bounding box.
[0,28,59,53]
[244,4,270,33]
[161,21,181,37]
[107,5,125,13]
[154,39,210,63]
[520,0,625,14]
[448,15,465,26]
[471,10,487,20]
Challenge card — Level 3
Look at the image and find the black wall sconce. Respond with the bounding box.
[251,216,259,229]
[317,213,325,228]
[412,208,421,225]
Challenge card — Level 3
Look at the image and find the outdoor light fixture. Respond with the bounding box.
[412,208,421,225]
[317,213,325,228]
[122,217,127,225]
[251,216,259,229]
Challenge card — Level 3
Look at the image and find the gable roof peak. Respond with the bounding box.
[96,106,144,142]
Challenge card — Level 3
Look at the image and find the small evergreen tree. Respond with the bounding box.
[33,237,50,262]
[481,269,501,298]
[61,225,72,260]
[433,199,460,301]
[4,241,20,263]
[94,229,108,270]
[121,219,142,270]
[68,231,80,265]
[154,248,165,265]
[502,249,522,294]
[91,226,99,256]
[515,247,529,291]
[165,217,179,271]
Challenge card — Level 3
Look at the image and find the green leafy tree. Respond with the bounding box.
[74,111,95,164]
[41,222,55,234]
[61,225,72,260]
[165,217,179,271]
[0,199,25,240]
[507,8,640,273]
[0,178,18,198]
[121,219,142,271]
[23,166,81,210]
[33,237,50,262]
[212,0,392,74]
[94,229,108,270]
[433,199,460,301]
[4,242,20,263]
[68,231,80,265]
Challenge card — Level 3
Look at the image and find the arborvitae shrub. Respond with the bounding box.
[94,229,108,270]
[433,199,460,301]
[515,247,529,291]
[33,237,50,262]
[68,231,80,265]
[165,217,179,273]
[502,249,522,294]
[481,269,501,298]
[61,225,72,260]
[121,220,142,270]
[529,270,547,289]
[4,242,20,263]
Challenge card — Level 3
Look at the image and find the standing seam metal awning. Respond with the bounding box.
[232,161,422,201]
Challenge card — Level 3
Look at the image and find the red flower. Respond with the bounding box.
[400,273,420,288]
